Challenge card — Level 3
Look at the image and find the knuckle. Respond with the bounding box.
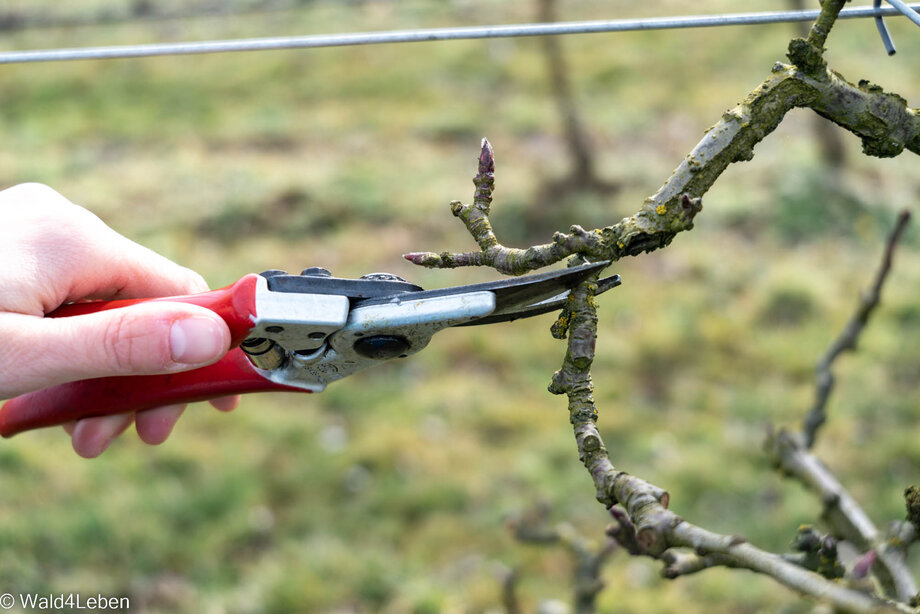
[102,315,135,372]
[4,182,62,202]
[3,183,82,218]
[3,184,100,243]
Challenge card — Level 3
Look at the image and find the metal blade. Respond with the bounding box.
[357,260,614,323]
[458,273,620,327]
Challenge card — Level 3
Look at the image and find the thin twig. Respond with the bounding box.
[767,211,914,601]
[802,210,912,447]
[510,506,616,614]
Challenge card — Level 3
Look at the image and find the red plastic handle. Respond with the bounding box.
[0,274,303,437]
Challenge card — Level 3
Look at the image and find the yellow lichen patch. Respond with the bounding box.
[656,205,667,215]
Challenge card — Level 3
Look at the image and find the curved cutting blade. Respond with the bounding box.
[357,260,617,326]
[459,273,621,327]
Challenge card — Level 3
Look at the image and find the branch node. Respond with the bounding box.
[729,535,747,547]
[787,38,827,76]
[548,369,571,395]
[637,526,666,557]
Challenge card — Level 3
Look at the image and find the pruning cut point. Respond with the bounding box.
[786,38,826,74]
[548,369,569,394]
[582,434,601,452]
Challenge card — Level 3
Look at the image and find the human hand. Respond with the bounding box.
[0,183,239,457]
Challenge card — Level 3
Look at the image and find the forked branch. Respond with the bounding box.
[408,0,918,610]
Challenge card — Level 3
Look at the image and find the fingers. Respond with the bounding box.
[0,184,242,455]
[135,404,186,445]
[133,398,239,445]
[67,400,238,457]
[66,398,238,456]
[0,302,231,398]
[70,413,134,458]
[70,235,211,302]
[0,183,210,315]
[209,395,241,412]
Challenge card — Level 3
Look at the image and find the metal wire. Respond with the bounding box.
[887,0,920,26]
[875,0,920,54]
[0,4,919,65]
[876,0,899,54]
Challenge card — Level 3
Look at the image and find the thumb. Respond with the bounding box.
[2,302,232,397]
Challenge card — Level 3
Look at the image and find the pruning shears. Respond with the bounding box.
[0,262,619,437]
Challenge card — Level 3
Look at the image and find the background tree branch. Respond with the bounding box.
[802,210,912,448]
[765,211,916,602]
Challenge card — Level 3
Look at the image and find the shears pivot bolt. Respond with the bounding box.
[353,335,411,359]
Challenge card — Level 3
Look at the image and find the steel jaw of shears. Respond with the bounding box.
[0,261,619,437]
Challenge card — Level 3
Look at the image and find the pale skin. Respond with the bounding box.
[0,183,239,458]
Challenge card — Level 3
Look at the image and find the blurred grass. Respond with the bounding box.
[1,1,920,612]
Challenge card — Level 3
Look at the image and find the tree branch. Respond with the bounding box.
[765,212,915,602]
[550,277,911,613]
[765,427,918,603]
[806,0,848,56]
[408,2,919,610]
[802,211,912,447]
[406,68,917,274]
[410,141,915,614]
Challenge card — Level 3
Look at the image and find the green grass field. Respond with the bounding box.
[1,1,919,612]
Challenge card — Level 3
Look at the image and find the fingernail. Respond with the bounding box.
[170,317,226,364]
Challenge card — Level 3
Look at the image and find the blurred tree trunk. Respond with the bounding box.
[538,0,596,186]
[526,0,620,240]
[536,0,620,197]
